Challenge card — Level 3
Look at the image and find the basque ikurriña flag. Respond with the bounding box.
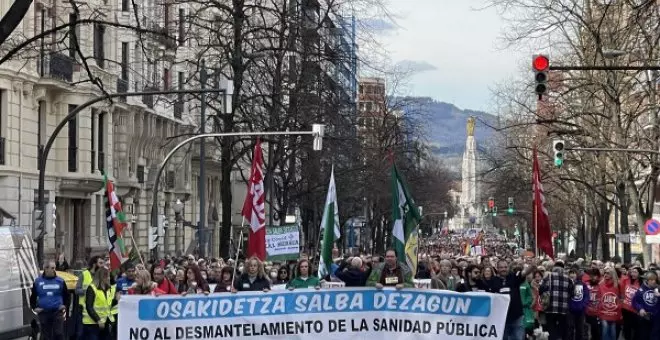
[104,174,129,271]
[243,139,267,260]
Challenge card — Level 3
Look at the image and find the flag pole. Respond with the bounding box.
[231,217,247,282]
[127,228,145,267]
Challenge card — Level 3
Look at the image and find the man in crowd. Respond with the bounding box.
[492,259,536,340]
[31,260,69,340]
[541,261,573,340]
[115,262,136,294]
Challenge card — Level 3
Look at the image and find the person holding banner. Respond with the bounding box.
[127,270,165,296]
[374,249,413,289]
[335,257,371,287]
[233,256,271,292]
[179,265,210,295]
[287,260,321,289]
[212,267,235,293]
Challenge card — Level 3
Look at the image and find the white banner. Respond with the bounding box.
[266,225,300,261]
[118,288,510,340]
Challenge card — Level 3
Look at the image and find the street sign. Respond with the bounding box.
[644,219,660,235]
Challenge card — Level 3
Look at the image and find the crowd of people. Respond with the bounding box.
[29,229,660,340]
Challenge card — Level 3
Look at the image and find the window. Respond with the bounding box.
[98,111,105,171]
[68,13,77,59]
[91,109,96,172]
[67,104,78,172]
[121,42,129,81]
[163,67,170,90]
[178,9,185,45]
[93,24,105,68]
[122,0,129,11]
[164,2,170,31]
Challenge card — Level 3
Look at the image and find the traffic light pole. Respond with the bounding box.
[550,65,660,71]
[36,88,227,267]
[567,147,660,155]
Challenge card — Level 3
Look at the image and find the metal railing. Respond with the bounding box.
[40,53,74,82]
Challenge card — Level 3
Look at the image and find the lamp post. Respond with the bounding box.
[173,199,184,255]
[150,126,325,259]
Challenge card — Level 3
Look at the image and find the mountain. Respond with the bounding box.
[398,97,498,173]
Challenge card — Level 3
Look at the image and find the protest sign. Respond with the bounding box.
[119,287,510,340]
[266,224,300,261]
[413,279,431,289]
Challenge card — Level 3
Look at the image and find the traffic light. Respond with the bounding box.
[492,206,498,217]
[533,55,549,99]
[488,197,495,211]
[507,197,514,215]
[32,209,45,240]
[553,139,565,168]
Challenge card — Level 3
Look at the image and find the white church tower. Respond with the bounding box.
[460,117,481,228]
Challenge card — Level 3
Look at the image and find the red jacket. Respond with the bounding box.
[128,286,166,296]
[586,282,600,317]
[156,278,177,295]
[620,277,640,313]
[598,280,622,321]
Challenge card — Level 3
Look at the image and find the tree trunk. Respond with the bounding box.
[600,201,611,261]
[617,183,631,263]
[576,211,586,258]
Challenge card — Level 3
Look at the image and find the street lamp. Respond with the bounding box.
[173,199,184,254]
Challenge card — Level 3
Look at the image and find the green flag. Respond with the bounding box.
[318,167,340,278]
[391,164,421,274]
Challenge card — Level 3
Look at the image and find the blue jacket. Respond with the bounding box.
[633,283,659,316]
[569,281,590,313]
[32,275,67,311]
[115,277,135,295]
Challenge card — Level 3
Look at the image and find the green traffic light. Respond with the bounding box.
[507,208,514,214]
[554,158,563,167]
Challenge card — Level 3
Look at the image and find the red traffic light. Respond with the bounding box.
[532,55,549,72]
[488,199,495,209]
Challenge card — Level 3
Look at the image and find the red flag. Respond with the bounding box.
[243,140,266,260]
[532,147,554,259]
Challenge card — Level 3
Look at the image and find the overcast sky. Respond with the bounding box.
[375,0,526,113]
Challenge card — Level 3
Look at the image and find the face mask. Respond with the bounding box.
[270,272,278,279]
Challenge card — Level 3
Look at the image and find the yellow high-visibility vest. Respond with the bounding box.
[79,270,93,319]
[110,284,119,316]
[82,284,116,325]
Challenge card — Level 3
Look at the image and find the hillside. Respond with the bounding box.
[398,97,498,173]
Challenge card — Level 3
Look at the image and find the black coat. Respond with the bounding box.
[233,274,271,291]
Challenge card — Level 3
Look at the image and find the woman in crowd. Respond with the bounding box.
[179,265,210,295]
[520,272,535,337]
[598,267,621,340]
[287,259,321,289]
[83,267,117,340]
[620,266,642,340]
[128,269,165,296]
[273,266,289,284]
[213,267,235,293]
[233,256,271,292]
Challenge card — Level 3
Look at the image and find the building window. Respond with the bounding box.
[93,24,105,68]
[68,13,77,59]
[98,111,105,172]
[121,42,129,81]
[178,9,185,45]
[163,67,170,90]
[122,0,129,11]
[67,104,78,172]
[91,108,96,172]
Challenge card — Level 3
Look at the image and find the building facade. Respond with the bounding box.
[0,0,229,264]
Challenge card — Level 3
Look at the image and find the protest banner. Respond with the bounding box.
[266,224,300,261]
[119,287,510,340]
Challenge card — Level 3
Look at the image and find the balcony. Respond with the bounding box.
[40,53,74,84]
[0,137,5,165]
[116,79,129,103]
[153,27,177,50]
[142,86,159,109]
[174,101,183,119]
